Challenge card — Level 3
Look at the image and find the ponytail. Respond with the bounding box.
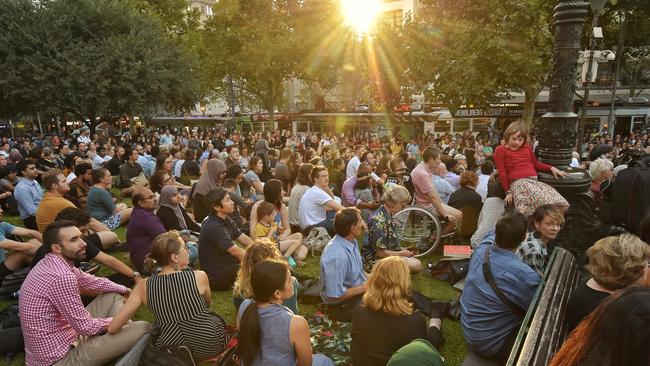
[238,301,261,365]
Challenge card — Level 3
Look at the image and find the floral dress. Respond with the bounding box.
[361,206,403,271]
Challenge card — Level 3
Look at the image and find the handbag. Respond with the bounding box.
[429,258,469,284]
[130,172,149,187]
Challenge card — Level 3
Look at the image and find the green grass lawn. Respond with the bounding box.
[0,197,468,365]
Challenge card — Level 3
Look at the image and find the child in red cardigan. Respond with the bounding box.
[493,121,569,217]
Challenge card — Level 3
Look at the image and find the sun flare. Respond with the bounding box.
[341,0,381,36]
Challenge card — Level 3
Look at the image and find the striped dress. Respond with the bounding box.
[146,270,227,360]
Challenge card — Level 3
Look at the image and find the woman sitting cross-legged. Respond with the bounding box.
[108,231,229,361]
[232,239,299,314]
[87,167,132,229]
[351,256,446,366]
[237,260,334,366]
[157,185,201,233]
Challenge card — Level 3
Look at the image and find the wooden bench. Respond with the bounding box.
[505,247,582,366]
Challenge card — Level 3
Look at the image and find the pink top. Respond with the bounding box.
[19,254,128,366]
[493,144,552,192]
[411,162,435,208]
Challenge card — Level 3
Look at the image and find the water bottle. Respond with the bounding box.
[10,290,19,299]
[426,262,433,271]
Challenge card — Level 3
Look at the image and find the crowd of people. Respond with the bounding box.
[0,121,647,366]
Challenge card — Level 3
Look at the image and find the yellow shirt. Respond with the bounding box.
[36,192,76,233]
[254,222,278,242]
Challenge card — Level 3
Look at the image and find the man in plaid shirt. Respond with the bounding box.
[19,220,150,366]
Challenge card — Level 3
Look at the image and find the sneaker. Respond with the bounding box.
[79,262,100,274]
[428,300,450,319]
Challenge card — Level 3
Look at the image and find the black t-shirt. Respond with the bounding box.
[565,280,610,331]
[351,307,428,366]
[198,213,243,280]
[31,233,102,269]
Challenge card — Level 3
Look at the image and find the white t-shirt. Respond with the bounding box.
[346,156,361,179]
[298,186,333,229]
[476,173,490,202]
[66,172,76,183]
[92,155,106,169]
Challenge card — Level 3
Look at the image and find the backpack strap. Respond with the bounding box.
[482,246,526,317]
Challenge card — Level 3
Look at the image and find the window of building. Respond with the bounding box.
[452,119,470,132]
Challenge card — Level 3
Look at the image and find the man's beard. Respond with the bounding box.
[61,247,85,262]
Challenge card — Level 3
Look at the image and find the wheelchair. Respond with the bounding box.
[392,205,453,258]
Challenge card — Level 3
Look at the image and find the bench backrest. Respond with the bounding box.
[507,247,581,366]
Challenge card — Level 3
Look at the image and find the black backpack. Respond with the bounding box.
[612,158,650,232]
[0,267,29,300]
[0,304,23,355]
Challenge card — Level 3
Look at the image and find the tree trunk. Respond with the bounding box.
[522,87,541,124]
[128,113,136,136]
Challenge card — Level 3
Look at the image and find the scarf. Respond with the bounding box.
[160,185,187,230]
[193,159,226,198]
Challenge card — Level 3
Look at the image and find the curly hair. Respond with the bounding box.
[232,239,283,299]
[586,233,650,290]
[362,256,413,316]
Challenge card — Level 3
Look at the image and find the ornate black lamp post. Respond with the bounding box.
[537,0,612,258]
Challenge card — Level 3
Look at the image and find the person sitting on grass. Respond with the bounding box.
[87,168,132,230]
[14,159,43,230]
[223,178,251,235]
[232,239,299,314]
[65,162,92,209]
[199,188,254,291]
[108,231,229,361]
[253,201,307,266]
[118,148,144,197]
[126,187,167,273]
[362,186,422,272]
[461,211,541,364]
[320,207,368,322]
[20,220,151,366]
[352,256,447,366]
[0,207,42,285]
[237,260,334,366]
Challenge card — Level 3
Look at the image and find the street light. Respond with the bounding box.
[576,0,608,154]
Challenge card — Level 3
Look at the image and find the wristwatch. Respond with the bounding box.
[131,271,141,279]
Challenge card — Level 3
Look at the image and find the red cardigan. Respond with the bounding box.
[493,144,552,192]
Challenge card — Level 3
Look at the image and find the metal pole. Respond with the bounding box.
[37,114,43,134]
[576,15,599,154]
[607,10,626,138]
[227,74,237,134]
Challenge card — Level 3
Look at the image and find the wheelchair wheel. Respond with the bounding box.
[392,206,442,258]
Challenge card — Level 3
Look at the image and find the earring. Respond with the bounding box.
[533,231,542,239]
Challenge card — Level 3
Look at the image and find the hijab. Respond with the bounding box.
[160,185,187,230]
[193,159,226,198]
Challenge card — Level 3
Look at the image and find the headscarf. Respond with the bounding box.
[160,185,187,230]
[193,159,226,198]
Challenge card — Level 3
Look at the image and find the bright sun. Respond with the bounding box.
[341,0,381,35]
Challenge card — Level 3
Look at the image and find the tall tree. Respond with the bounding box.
[403,0,555,122]
[0,0,200,131]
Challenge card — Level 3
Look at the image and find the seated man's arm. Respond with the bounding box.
[322,256,366,303]
[50,276,118,336]
[426,190,452,220]
[226,243,246,262]
[324,199,344,212]
[507,269,541,311]
[94,252,142,284]
[10,226,43,242]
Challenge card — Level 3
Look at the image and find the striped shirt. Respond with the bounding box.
[19,253,128,366]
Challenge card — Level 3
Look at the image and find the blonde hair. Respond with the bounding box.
[588,158,614,180]
[383,185,411,207]
[503,120,530,145]
[143,231,184,274]
[529,204,565,231]
[586,234,650,290]
[362,257,413,316]
[233,239,283,299]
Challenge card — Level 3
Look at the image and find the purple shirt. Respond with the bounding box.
[126,207,166,272]
[341,176,358,207]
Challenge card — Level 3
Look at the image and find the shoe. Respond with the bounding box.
[428,300,450,319]
[79,262,100,274]
[105,242,129,253]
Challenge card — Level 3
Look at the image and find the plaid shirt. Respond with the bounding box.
[516,232,548,276]
[19,253,128,366]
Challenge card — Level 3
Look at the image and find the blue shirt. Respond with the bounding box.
[432,175,454,204]
[460,233,541,357]
[14,177,43,219]
[0,222,16,260]
[320,234,367,304]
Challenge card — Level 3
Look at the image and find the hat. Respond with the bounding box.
[454,154,466,161]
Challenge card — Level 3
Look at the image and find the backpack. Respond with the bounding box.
[612,158,650,232]
[303,227,331,258]
[0,267,29,300]
[0,304,23,355]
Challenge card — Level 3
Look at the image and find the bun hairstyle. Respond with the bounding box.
[143,231,184,274]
